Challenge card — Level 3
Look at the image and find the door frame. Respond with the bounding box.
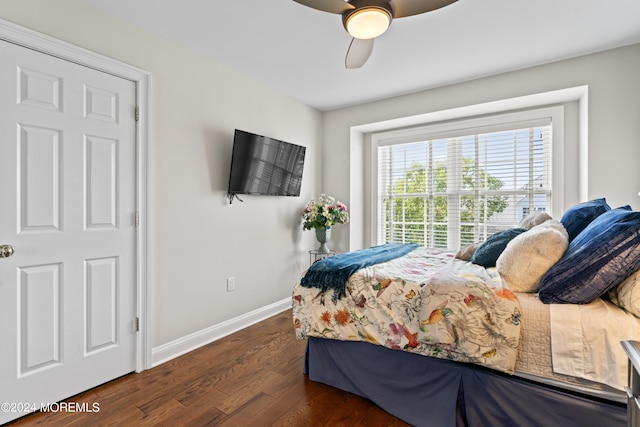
[0,18,151,372]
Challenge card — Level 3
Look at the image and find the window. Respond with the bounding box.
[373,109,556,250]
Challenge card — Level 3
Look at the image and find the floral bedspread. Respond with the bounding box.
[292,247,522,373]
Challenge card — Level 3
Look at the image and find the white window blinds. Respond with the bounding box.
[376,117,552,250]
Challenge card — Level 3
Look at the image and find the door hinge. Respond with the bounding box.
[135,211,140,227]
[135,106,140,122]
[135,317,140,332]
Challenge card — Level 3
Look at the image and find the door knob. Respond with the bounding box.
[0,244,14,258]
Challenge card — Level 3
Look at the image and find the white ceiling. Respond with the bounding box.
[85,0,640,111]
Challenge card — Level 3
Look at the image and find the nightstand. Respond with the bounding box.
[309,249,335,266]
[622,340,640,427]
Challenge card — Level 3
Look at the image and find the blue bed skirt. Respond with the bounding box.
[304,337,626,427]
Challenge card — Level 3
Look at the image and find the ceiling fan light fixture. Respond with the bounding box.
[344,6,392,39]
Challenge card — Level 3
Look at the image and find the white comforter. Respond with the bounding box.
[293,247,522,373]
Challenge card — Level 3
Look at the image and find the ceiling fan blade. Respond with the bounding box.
[345,37,375,69]
[389,0,458,18]
[292,0,355,15]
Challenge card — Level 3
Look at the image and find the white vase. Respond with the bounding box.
[315,227,332,253]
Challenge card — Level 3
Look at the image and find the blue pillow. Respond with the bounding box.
[560,198,610,243]
[470,228,527,268]
[539,207,640,304]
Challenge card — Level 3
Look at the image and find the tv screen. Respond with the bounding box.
[228,129,306,197]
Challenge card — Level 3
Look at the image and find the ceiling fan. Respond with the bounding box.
[293,0,459,68]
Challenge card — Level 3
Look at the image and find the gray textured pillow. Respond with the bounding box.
[496,219,568,293]
[519,211,552,229]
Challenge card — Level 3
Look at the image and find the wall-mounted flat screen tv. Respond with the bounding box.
[228,129,306,198]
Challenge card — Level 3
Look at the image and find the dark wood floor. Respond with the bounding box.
[8,309,409,426]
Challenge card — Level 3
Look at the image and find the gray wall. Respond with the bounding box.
[322,44,640,252]
[0,0,323,352]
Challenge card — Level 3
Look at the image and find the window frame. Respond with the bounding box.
[369,106,565,248]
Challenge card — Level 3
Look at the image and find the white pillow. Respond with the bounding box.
[609,269,640,318]
[496,219,569,293]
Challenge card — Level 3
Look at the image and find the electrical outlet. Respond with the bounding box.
[227,277,236,292]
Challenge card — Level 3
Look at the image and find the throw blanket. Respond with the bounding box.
[301,243,419,301]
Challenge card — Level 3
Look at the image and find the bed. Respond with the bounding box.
[292,200,640,426]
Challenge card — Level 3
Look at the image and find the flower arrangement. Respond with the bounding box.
[303,194,349,230]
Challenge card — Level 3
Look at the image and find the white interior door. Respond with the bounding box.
[0,39,137,424]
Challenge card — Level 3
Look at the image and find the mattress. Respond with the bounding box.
[514,292,625,402]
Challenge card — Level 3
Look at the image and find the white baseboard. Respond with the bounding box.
[150,297,291,367]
